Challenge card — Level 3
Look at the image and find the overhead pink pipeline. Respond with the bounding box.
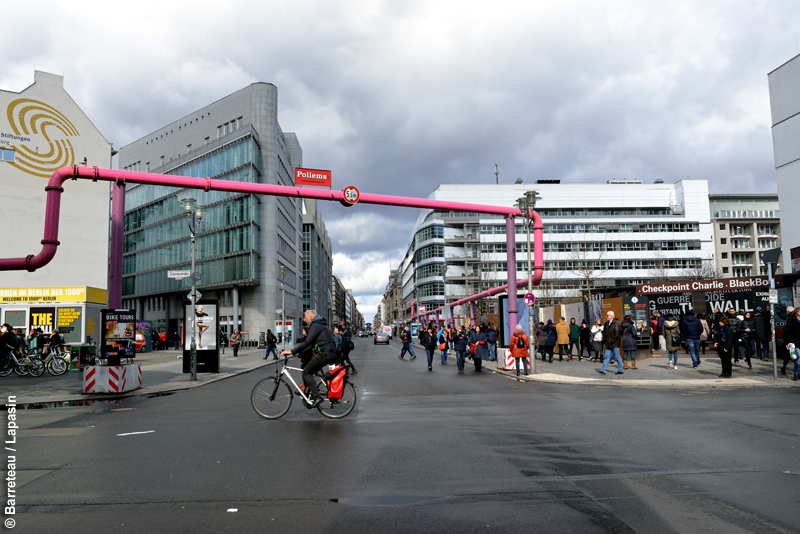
[0,166,544,310]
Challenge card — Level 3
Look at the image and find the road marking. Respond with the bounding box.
[117,430,155,436]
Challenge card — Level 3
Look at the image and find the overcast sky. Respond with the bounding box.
[4,1,798,317]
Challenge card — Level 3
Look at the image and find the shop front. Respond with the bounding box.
[0,286,107,345]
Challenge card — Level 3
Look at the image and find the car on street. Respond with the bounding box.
[374,332,390,345]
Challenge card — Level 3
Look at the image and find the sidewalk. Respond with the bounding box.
[412,343,796,388]
[4,346,278,404]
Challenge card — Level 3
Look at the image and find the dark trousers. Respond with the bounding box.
[579,340,591,357]
[233,344,239,357]
[569,340,579,355]
[474,357,482,372]
[302,353,336,399]
[341,350,356,372]
[545,345,554,361]
[558,344,569,359]
[718,348,732,375]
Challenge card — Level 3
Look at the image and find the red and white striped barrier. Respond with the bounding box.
[501,349,530,372]
[83,364,142,394]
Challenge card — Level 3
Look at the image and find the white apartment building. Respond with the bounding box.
[397,179,712,320]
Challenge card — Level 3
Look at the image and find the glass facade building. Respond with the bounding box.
[117,83,323,339]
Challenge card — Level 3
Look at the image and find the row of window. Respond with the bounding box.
[416,244,445,263]
[123,224,257,275]
[716,210,779,219]
[414,225,444,246]
[217,117,243,138]
[537,208,672,217]
[478,222,702,235]
[125,196,258,254]
[122,252,257,297]
[144,113,212,147]
[475,258,703,272]
[416,263,445,280]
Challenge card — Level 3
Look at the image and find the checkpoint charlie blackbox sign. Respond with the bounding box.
[637,276,771,317]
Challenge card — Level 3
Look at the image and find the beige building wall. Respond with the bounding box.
[0,71,112,289]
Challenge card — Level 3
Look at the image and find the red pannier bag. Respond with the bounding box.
[323,365,347,399]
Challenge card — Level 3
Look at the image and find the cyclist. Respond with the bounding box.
[280,310,336,409]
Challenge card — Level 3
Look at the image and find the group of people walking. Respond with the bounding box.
[532,316,639,370]
[401,322,497,374]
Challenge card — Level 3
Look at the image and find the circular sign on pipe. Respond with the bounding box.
[524,293,536,306]
[341,185,360,207]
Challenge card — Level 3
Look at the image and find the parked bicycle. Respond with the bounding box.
[0,344,45,377]
[39,345,69,376]
[251,354,356,420]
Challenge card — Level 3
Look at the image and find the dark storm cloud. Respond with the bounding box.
[4,0,799,317]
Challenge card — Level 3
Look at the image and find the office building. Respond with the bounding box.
[709,194,781,277]
[301,199,333,324]
[118,82,318,341]
[395,179,712,324]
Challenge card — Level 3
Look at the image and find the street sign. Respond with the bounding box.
[276,308,284,315]
[524,293,536,306]
[769,289,778,303]
[194,272,201,280]
[169,270,191,279]
[187,290,202,301]
[342,185,360,205]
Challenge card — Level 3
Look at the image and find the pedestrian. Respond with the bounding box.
[568,318,580,359]
[682,310,703,368]
[740,312,756,369]
[663,314,681,369]
[536,322,547,359]
[753,307,770,361]
[543,319,557,363]
[657,311,666,351]
[471,325,489,372]
[556,317,570,361]
[438,326,449,365]
[621,314,638,370]
[151,330,159,351]
[264,329,278,360]
[781,307,795,375]
[597,311,623,375]
[422,326,437,371]
[159,330,167,350]
[714,315,734,378]
[173,332,180,350]
[486,323,498,361]
[650,314,659,351]
[782,307,800,381]
[341,329,357,374]
[727,308,742,365]
[510,324,529,376]
[230,329,241,357]
[453,325,468,374]
[699,313,711,355]
[579,319,591,360]
[590,320,603,361]
[399,327,416,360]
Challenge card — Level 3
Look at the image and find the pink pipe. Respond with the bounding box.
[505,216,519,333]
[109,183,125,308]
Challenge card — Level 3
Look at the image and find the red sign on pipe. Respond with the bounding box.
[295,168,332,188]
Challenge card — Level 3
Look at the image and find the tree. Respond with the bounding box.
[568,242,608,301]
[678,256,721,281]
[648,252,671,283]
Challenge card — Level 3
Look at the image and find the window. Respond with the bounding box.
[146,162,150,172]
[720,238,727,245]
[721,252,728,259]
[723,267,729,274]
[719,223,726,230]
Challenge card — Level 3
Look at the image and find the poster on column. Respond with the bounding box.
[183,300,219,373]
[101,309,136,359]
[29,307,56,335]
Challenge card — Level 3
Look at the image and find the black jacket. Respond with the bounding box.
[453,330,468,351]
[421,331,437,351]
[782,316,800,346]
[715,325,734,353]
[752,314,769,341]
[291,317,336,360]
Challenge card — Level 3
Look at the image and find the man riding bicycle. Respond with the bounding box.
[280,310,336,409]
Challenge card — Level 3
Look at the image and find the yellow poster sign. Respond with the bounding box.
[0,286,106,304]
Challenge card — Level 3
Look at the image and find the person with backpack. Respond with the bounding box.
[510,324,529,376]
[341,329,357,375]
[399,327,416,360]
[264,329,279,360]
[280,310,337,409]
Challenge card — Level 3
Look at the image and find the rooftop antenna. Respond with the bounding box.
[494,164,499,184]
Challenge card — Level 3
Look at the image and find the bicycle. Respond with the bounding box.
[0,344,45,377]
[251,354,356,420]
[39,345,69,376]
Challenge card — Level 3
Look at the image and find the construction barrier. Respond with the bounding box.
[83,364,142,394]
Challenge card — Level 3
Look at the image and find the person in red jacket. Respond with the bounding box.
[510,324,529,376]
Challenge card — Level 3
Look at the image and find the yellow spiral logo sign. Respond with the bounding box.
[4,98,79,178]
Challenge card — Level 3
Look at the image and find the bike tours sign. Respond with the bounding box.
[101,309,136,360]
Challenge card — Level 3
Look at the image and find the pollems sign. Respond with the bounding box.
[294,168,332,188]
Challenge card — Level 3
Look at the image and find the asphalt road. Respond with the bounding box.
[9,339,800,533]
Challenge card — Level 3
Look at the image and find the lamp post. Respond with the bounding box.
[280,265,287,352]
[180,197,206,381]
[517,191,541,375]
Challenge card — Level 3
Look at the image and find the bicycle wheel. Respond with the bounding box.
[13,361,28,376]
[317,382,357,419]
[0,359,12,377]
[251,377,292,420]
[48,356,68,376]
[28,360,45,377]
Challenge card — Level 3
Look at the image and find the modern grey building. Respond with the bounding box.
[331,275,345,326]
[709,194,781,278]
[118,83,311,341]
[301,199,333,325]
[768,56,800,271]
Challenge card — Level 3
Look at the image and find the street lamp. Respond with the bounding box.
[180,196,206,381]
[517,191,541,375]
[280,265,287,352]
